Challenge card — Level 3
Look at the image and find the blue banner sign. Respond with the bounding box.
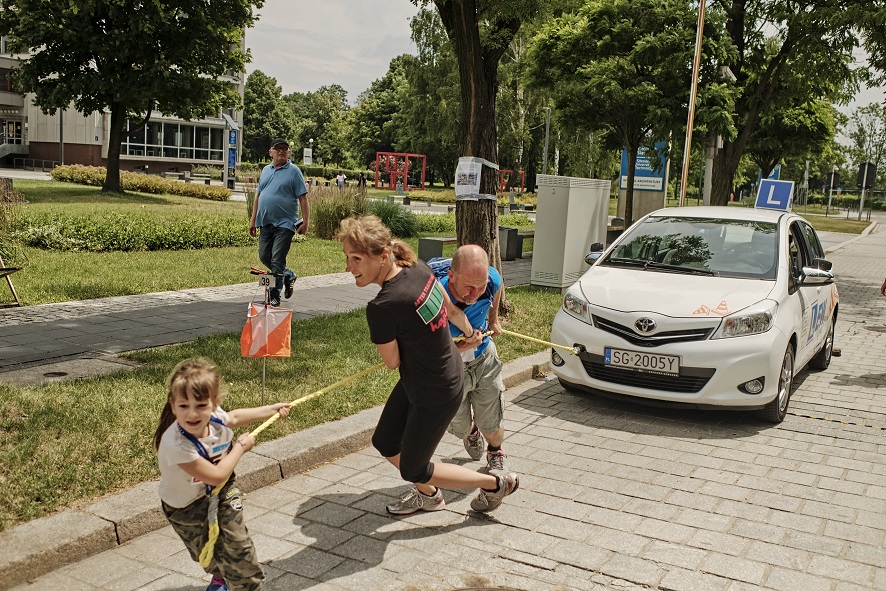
[620,143,667,192]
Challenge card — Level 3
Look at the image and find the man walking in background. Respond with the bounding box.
[249,138,309,307]
[430,245,509,473]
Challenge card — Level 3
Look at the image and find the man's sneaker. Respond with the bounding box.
[206,576,227,591]
[464,428,485,461]
[269,293,281,307]
[386,487,445,515]
[470,472,519,512]
[284,273,296,299]
[486,449,507,472]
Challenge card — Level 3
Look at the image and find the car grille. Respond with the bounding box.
[593,315,714,348]
[580,353,715,393]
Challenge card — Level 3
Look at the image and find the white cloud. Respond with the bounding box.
[246,0,420,103]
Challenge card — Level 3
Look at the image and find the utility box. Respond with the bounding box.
[531,175,611,291]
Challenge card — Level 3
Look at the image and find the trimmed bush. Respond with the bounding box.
[414,212,456,234]
[50,165,231,201]
[368,200,418,238]
[12,211,252,252]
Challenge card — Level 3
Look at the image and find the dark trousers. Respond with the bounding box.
[371,380,461,483]
[257,226,295,298]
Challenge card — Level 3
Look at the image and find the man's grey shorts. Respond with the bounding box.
[448,340,504,439]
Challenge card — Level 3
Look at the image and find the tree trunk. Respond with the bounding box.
[624,144,638,227]
[102,104,124,193]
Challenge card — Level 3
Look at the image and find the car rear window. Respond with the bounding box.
[602,216,778,279]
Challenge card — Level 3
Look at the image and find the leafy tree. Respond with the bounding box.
[708,0,863,204]
[284,85,350,167]
[349,56,408,168]
[0,0,256,193]
[527,0,730,225]
[747,98,837,179]
[412,0,540,265]
[243,71,297,163]
[390,9,460,188]
[844,103,886,190]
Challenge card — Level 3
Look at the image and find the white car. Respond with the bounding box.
[550,206,838,422]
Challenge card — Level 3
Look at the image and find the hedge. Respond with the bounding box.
[50,165,232,201]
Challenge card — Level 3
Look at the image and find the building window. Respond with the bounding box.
[122,119,224,162]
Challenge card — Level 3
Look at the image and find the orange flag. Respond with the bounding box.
[240,303,292,358]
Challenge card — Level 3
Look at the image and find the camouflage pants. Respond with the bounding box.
[162,477,264,591]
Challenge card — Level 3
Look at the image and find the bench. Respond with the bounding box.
[387,195,411,205]
[186,174,212,185]
[0,266,22,307]
[417,229,534,262]
[418,236,457,261]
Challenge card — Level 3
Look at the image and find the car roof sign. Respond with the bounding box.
[755,179,794,212]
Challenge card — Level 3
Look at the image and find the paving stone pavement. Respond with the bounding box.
[5,225,886,591]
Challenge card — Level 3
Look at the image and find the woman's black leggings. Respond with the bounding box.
[371,379,461,483]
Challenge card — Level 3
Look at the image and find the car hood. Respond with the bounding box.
[578,266,777,318]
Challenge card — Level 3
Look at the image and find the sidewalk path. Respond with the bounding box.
[0,258,531,380]
[4,227,885,591]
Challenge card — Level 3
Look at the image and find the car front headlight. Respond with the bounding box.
[562,289,591,324]
[712,299,778,339]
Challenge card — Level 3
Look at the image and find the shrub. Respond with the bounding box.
[311,186,368,240]
[12,211,252,252]
[50,165,231,201]
[0,187,27,267]
[414,212,456,234]
[368,200,418,238]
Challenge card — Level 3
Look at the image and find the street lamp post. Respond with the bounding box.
[542,107,551,175]
[827,164,836,218]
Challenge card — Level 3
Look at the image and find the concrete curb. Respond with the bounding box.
[0,351,551,591]
[824,220,878,255]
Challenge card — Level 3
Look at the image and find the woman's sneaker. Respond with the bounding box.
[471,472,519,512]
[206,575,227,591]
[486,449,507,472]
[386,487,445,515]
[464,428,485,461]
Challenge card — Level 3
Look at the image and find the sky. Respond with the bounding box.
[246,0,420,103]
[245,0,885,115]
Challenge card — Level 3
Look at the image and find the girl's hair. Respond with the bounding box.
[335,215,416,267]
[152,358,222,450]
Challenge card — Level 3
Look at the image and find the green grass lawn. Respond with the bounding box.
[0,286,562,531]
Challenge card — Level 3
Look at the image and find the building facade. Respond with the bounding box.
[0,40,243,174]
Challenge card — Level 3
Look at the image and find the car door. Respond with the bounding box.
[791,220,830,367]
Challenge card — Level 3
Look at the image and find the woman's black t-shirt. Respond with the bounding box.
[366,261,463,407]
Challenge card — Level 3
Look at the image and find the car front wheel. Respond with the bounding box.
[809,317,835,370]
[760,343,794,423]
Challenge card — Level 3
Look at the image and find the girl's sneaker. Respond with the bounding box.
[386,487,445,515]
[471,472,519,512]
[206,575,227,591]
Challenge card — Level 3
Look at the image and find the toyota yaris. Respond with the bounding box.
[550,206,838,422]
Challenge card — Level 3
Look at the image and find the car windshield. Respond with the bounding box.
[601,216,778,279]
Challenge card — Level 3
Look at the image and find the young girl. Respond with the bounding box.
[153,358,290,591]
[335,215,519,515]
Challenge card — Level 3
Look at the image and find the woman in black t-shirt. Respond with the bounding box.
[336,215,519,514]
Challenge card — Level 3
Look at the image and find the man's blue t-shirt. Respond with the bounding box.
[431,258,501,361]
[255,161,308,231]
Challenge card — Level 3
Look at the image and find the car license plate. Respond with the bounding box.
[604,347,680,375]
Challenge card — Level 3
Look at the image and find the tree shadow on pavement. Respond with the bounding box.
[265,486,499,590]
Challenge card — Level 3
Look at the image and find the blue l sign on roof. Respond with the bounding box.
[755,179,794,211]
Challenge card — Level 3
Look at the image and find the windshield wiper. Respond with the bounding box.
[643,261,717,276]
[604,257,648,267]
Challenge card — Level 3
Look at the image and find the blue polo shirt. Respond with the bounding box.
[439,266,502,361]
[255,161,308,231]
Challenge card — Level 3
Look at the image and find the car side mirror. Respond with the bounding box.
[801,266,834,285]
[585,243,605,265]
[812,257,832,272]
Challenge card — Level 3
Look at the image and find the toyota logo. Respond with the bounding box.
[635,318,656,333]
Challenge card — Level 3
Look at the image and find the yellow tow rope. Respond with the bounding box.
[199,362,386,568]
[201,325,576,565]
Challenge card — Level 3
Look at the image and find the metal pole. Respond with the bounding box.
[858,162,868,221]
[826,164,835,217]
[59,110,64,165]
[542,107,551,175]
[679,0,707,207]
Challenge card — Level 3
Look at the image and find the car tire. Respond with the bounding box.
[760,343,794,423]
[809,317,835,370]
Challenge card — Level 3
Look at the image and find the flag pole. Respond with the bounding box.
[679,0,707,207]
